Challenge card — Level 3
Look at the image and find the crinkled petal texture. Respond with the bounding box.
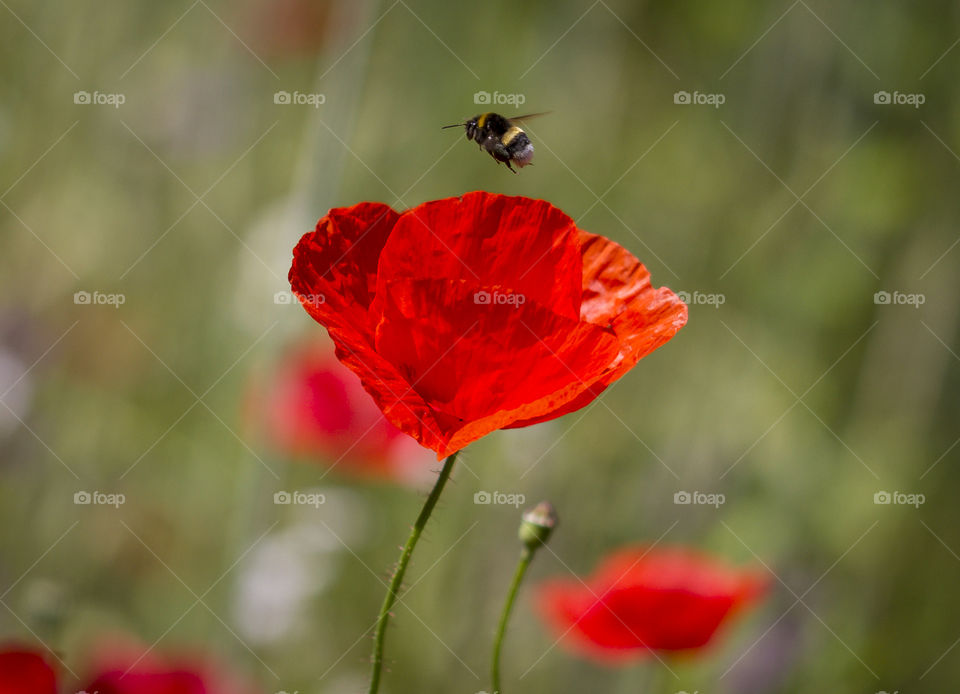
[0,647,57,694]
[290,191,687,459]
[536,547,768,663]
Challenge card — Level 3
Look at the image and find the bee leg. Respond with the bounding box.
[488,141,517,173]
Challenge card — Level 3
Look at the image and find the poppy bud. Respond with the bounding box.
[518,501,558,550]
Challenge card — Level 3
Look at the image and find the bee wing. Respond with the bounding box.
[506,111,551,124]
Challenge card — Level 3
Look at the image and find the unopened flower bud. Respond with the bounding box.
[518,501,558,550]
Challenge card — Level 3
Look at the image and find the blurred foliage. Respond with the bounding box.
[1,0,959,692]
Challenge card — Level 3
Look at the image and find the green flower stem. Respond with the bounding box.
[491,545,535,694]
[368,451,458,694]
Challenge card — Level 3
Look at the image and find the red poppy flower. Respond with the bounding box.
[250,338,433,483]
[0,646,57,694]
[81,642,258,694]
[536,546,768,663]
[289,192,686,458]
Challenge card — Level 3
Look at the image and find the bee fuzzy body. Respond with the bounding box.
[457,112,536,173]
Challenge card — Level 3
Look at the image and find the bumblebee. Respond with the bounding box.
[442,112,547,173]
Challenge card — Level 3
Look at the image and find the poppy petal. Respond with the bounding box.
[290,202,454,457]
[290,201,399,316]
[376,192,583,321]
[508,232,687,428]
[372,278,621,457]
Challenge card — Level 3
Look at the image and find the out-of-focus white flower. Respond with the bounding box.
[233,488,368,645]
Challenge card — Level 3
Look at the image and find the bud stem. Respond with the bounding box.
[491,545,534,694]
[368,451,458,694]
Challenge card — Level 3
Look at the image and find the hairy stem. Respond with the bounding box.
[368,451,458,694]
[491,546,533,694]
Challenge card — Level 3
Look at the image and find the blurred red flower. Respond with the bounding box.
[536,546,768,663]
[0,642,258,694]
[0,646,56,694]
[251,339,432,483]
[246,0,331,58]
[81,642,258,694]
[289,192,687,459]
[85,669,207,694]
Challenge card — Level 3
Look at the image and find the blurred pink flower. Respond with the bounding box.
[250,339,432,484]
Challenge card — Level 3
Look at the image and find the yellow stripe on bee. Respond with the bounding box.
[477,113,488,129]
[502,126,523,145]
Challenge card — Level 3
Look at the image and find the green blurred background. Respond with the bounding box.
[1,0,958,691]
